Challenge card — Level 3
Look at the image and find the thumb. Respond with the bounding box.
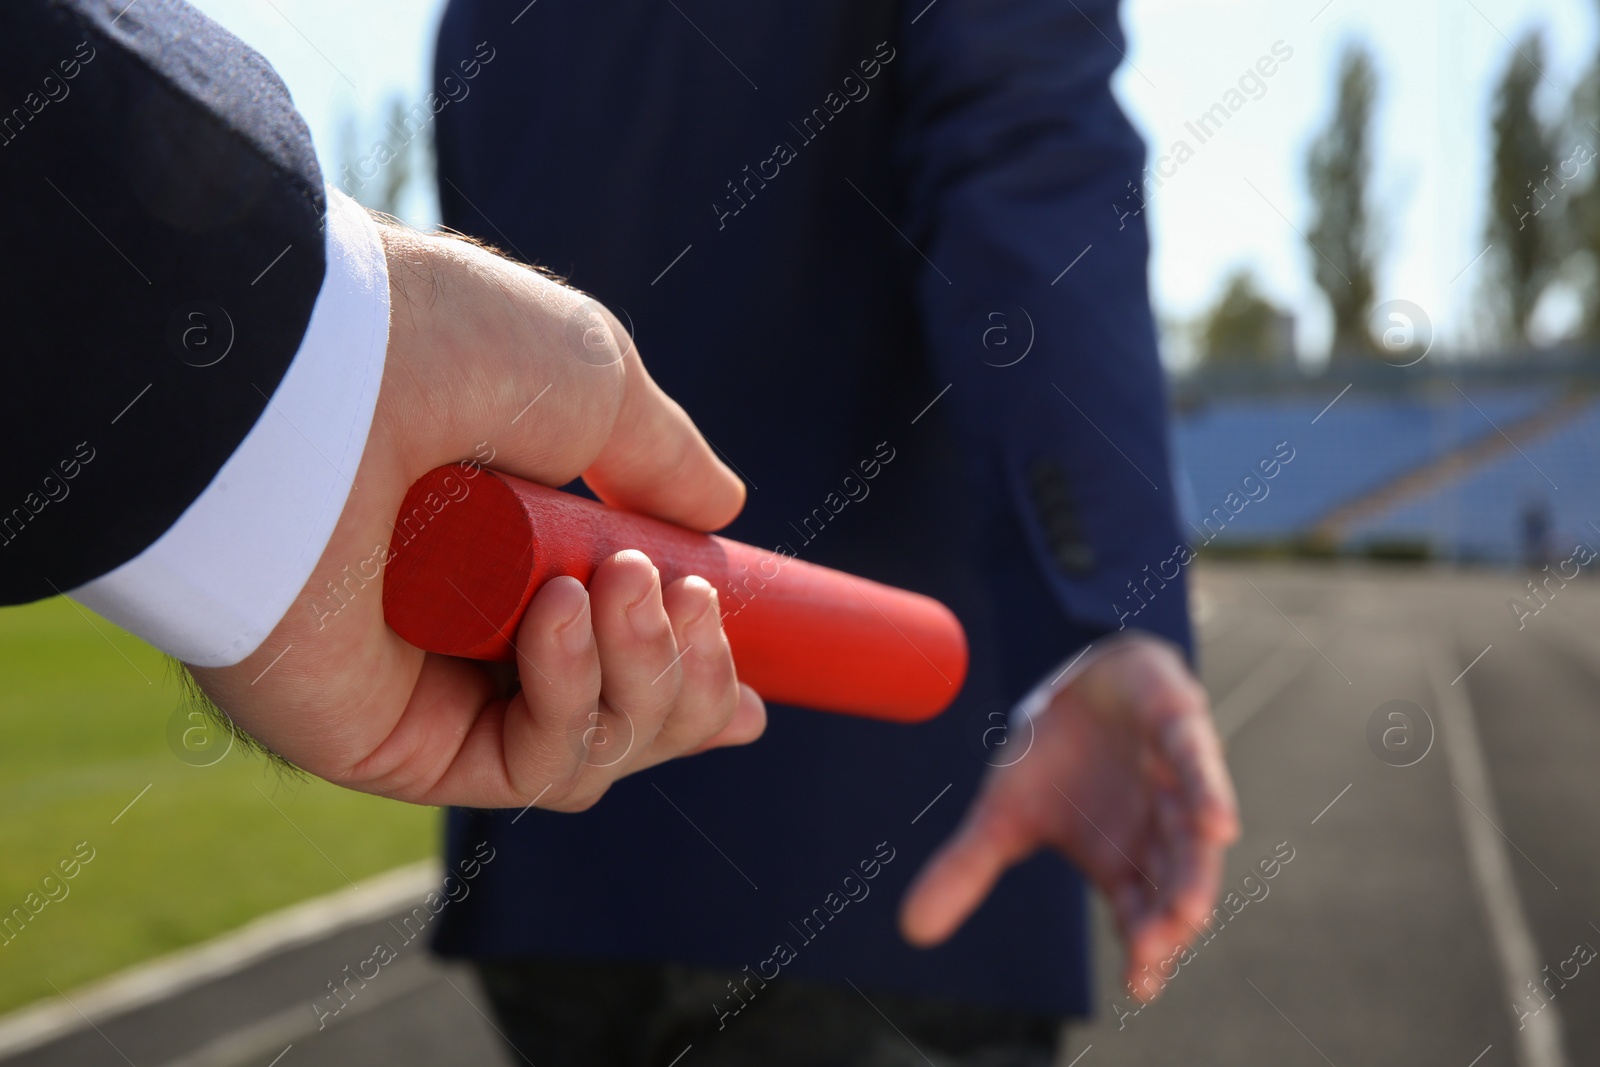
[583,339,746,532]
[899,796,1036,948]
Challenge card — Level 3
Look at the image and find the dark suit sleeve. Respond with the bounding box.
[894,0,1191,658]
[0,0,327,603]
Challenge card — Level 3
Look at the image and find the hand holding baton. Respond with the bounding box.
[382,465,968,723]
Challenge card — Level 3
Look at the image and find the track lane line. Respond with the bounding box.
[1429,643,1567,1067]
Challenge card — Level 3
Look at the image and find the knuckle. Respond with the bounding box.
[709,667,742,733]
[542,763,601,811]
[545,781,605,813]
[615,674,678,727]
[699,680,744,744]
[652,428,696,491]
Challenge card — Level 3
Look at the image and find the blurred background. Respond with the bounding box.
[5,0,1600,1064]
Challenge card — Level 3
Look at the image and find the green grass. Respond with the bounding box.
[0,597,439,1014]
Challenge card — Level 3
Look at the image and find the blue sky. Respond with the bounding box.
[189,0,1597,367]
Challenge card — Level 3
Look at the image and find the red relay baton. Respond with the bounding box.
[381,465,968,723]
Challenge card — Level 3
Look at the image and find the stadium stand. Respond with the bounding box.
[1172,385,1558,543]
[1345,398,1600,563]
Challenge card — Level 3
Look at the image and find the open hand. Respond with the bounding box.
[900,634,1238,1000]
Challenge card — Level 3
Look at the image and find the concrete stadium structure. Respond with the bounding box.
[1172,357,1600,564]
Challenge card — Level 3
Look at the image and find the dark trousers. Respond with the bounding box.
[475,958,1064,1067]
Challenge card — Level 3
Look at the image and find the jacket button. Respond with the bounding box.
[1026,458,1094,574]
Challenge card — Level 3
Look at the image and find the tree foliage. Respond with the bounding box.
[1486,31,1558,345]
[1200,269,1288,367]
[1306,42,1380,360]
[336,94,434,221]
[1561,39,1600,341]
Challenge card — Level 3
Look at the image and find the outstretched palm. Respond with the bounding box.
[900,635,1239,999]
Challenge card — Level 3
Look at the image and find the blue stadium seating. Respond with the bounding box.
[1172,386,1557,546]
[1346,399,1600,562]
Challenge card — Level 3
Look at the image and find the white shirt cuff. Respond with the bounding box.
[1008,631,1171,727]
[70,187,390,667]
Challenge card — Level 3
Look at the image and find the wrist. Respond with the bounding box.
[1009,630,1186,729]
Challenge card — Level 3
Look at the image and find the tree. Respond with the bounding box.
[1305,42,1379,360]
[335,94,434,220]
[1560,38,1600,341]
[1485,31,1558,345]
[372,98,423,218]
[1199,269,1290,367]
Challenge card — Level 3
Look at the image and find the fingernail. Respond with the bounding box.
[558,587,592,657]
[627,566,668,640]
[686,580,724,649]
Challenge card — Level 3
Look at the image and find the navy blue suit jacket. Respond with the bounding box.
[1,0,325,599]
[430,0,1188,1018]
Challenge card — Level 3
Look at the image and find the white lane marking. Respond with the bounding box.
[0,863,440,1059]
[1430,644,1567,1067]
[159,963,438,1067]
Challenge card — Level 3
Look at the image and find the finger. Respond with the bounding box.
[1123,793,1226,997]
[499,575,603,798]
[899,797,1035,948]
[1155,790,1228,940]
[305,573,602,807]
[1107,878,1150,946]
[1158,713,1241,843]
[635,577,749,764]
[1121,916,1167,1001]
[1105,847,1164,980]
[689,683,767,753]
[1120,870,1178,1001]
[1117,643,1239,844]
[586,551,684,769]
[583,346,746,531]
